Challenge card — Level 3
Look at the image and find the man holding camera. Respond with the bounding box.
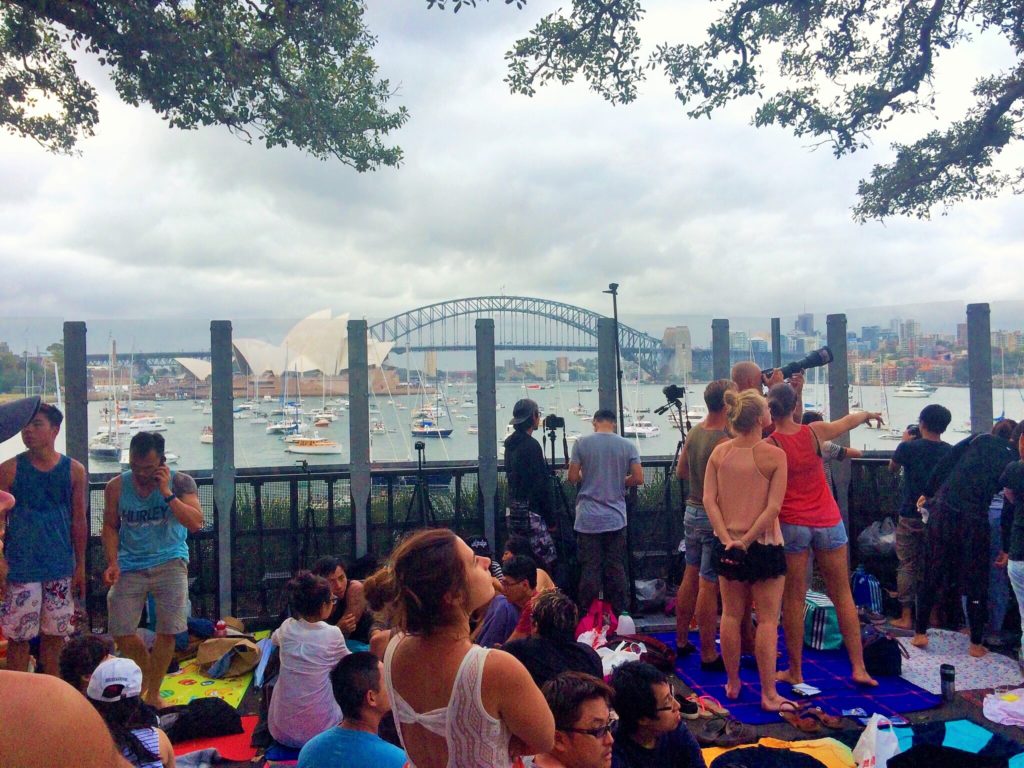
[568,409,643,614]
[505,399,559,571]
[888,404,952,630]
[102,431,203,706]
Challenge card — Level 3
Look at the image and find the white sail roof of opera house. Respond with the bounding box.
[175,357,212,381]
[233,310,393,376]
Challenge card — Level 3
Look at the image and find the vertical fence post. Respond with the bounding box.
[210,321,235,617]
[826,314,850,529]
[597,318,617,415]
[771,317,782,370]
[712,319,730,380]
[475,319,498,547]
[967,303,993,434]
[63,322,89,472]
[348,321,371,558]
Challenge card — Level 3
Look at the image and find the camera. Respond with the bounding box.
[907,424,921,439]
[543,414,565,431]
[762,346,833,380]
[662,384,686,402]
[414,440,426,451]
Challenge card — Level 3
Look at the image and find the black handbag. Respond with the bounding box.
[862,625,909,677]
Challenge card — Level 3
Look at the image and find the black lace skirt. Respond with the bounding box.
[713,540,787,583]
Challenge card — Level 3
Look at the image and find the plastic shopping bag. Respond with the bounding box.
[852,714,901,768]
[596,641,643,677]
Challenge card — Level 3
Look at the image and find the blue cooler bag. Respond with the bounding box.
[851,565,883,613]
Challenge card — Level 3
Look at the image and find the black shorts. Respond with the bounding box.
[713,540,786,583]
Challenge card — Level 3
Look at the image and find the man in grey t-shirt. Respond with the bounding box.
[568,409,643,614]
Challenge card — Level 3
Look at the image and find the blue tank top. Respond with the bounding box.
[117,470,189,572]
[6,453,74,583]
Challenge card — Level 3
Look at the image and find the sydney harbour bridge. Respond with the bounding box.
[85,296,674,377]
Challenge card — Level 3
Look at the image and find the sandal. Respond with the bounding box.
[779,701,821,733]
[801,706,844,729]
[685,695,714,718]
[695,715,757,748]
[697,695,730,717]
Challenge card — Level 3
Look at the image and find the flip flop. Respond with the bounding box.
[685,695,715,718]
[801,706,844,729]
[779,701,821,733]
[697,695,730,717]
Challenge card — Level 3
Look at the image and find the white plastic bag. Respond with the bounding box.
[852,714,901,768]
[596,641,643,677]
[577,627,611,650]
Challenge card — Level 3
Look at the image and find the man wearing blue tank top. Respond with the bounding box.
[102,431,203,706]
[0,402,87,675]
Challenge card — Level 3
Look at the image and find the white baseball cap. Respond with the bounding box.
[86,657,144,702]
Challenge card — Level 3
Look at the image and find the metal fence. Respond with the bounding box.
[84,454,901,629]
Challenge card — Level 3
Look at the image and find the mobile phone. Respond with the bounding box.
[159,455,166,466]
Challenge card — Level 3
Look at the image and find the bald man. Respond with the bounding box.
[731,361,803,425]
[0,670,132,767]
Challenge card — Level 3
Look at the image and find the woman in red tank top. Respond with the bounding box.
[766,383,883,689]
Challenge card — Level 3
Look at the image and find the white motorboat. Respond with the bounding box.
[371,420,387,435]
[119,450,178,469]
[623,419,661,438]
[893,382,932,398]
[88,435,121,461]
[467,424,479,435]
[200,426,214,444]
[285,437,342,455]
[163,415,175,424]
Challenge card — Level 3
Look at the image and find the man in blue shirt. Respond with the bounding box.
[0,402,87,676]
[102,431,203,706]
[568,410,643,614]
[299,651,407,768]
[609,661,705,768]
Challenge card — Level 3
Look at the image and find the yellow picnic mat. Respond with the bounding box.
[158,630,270,708]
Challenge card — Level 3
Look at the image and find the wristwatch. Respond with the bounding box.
[163,492,177,504]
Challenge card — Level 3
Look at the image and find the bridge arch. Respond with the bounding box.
[368,295,666,376]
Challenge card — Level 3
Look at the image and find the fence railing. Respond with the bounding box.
[84,453,901,629]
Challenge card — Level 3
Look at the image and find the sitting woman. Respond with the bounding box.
[312,556,373,651]
[86,657,174,768]
[703,389,789,711]
[269,571,351,748]
[60,634,116,694]
[767,382,882,688]
[369,528,554,767]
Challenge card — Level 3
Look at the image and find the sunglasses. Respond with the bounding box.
[563,720,616,739]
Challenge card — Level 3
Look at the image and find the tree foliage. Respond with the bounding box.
[434,0,1024,221]
[0,1,407,170]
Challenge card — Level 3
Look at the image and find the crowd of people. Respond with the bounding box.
[2,366,1024,766]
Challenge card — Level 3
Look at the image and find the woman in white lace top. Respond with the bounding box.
[368,528,554,768]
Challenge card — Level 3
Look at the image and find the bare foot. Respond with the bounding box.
[890,616,914,630]
[725,679,741,700]
[761,695,793,713]
[911,633,929,649]
[776,668,803,685]
[852,671,879,687]
[969,643,988,658]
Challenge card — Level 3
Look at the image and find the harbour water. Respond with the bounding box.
[84,381,1024,474]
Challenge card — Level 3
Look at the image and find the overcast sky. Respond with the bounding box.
[2,1,1023,348]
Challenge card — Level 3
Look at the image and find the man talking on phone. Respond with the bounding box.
[103,431,203,706]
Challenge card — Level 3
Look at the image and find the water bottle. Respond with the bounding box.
[617,612,636,636]
[214,620,227,638]
[940,664,956,702]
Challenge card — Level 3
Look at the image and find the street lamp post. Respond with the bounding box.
[603,283,626,435]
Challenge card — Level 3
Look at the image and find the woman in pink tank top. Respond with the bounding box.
[767,383,883,689]
[704,390,789,710]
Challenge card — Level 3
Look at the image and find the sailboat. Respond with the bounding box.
[874,358,902,440]
[89,341,123,461]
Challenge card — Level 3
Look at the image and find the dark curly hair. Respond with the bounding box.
[59,635,115,692]
[286,570,333,620]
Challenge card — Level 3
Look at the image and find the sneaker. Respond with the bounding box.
[676,695,701,720]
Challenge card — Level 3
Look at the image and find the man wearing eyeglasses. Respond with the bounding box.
[608,661,705,768]
[526,671,615,768]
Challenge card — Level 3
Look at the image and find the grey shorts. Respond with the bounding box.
[683,504,718,582]
[107,558,188,636]
[780,520,849,554]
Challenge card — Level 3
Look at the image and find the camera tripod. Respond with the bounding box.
[297,459,321,569]
[542,423,580,592]
[402,441,438,529]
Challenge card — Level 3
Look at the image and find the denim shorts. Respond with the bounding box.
[780,520,849,554]
[683,504,718,581]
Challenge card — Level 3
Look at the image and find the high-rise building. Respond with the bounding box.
[556,356,569,373]
[795,313,815,336]
[530,359,547,379]
[730,331,749,352]
[503,358,517,373]
[956,323,968,348]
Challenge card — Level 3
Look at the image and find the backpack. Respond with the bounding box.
[611,633,676,674]
[851,566,883,613]
[163,697,244,743]
[862,625,909,677]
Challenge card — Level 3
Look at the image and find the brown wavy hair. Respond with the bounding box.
[362,528,470,635]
